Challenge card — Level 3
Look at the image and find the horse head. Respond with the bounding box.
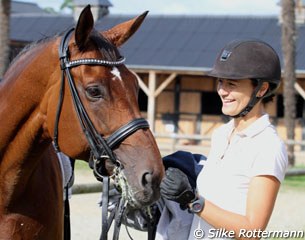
[44,6,164,207]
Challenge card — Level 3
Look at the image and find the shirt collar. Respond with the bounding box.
[238,114,271,138]
[225,114,271,139]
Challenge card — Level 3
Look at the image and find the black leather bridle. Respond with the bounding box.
[53,28,150,240]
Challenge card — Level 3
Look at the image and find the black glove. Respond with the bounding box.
[160,167,196,210]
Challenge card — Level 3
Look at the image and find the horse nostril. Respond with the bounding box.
[142,172,153,186]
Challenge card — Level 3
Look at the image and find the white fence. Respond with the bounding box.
[154,133,305,165]
[72,133,305,195]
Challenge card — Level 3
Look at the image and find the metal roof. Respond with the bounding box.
[9,11,305,71]
[96,15,290,70]
[10,14,74,42]
[11,1,46,14]
[10,1,74,43]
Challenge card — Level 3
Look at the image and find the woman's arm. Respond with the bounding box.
[197,175,280,239]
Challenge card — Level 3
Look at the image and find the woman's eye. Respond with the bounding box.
[85,86,103,100]
[228,81,237,87]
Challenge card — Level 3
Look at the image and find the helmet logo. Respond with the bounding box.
[220,50,232,61]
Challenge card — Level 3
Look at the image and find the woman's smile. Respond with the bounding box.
[217,78,254,117]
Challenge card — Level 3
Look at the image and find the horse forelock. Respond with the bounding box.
[89,30,122,62]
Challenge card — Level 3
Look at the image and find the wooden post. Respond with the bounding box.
[148,71,157,132]
[133,70,177,133]
[154,73,177,97]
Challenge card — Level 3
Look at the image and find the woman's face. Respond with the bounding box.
[217,78,254,116]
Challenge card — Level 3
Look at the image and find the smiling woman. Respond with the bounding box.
[216,78,256,117]
[159,39,288,240]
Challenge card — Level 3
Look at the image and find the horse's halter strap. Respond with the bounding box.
[54,27,149,167]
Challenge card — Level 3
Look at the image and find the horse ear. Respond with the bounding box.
[75,5,94,50]
[103,11,148,47]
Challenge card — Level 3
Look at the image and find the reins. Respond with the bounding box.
[54,28,151,240]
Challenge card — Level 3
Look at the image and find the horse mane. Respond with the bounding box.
[9,29,121,71]
[9,36,55,67]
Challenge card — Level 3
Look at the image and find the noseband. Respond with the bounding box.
[53,28,151,240]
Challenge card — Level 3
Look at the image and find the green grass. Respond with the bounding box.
[282,165,305,191]
[74,159,92,172]
[74,159,305,191]
[282,174,305,191]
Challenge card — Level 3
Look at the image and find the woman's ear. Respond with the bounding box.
[257,82,269,98]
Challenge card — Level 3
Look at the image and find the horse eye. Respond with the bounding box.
[85,86,103,100]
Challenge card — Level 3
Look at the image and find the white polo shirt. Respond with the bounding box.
[188,114,288,240]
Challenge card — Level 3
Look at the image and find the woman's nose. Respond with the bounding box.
[217,84,229,96]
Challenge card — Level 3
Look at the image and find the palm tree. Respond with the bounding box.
[0,0,11,79]
[281,0,296,166]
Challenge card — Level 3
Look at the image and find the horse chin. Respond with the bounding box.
[125,178,161,208]
[130,187,160,208]
[114,169,160,209]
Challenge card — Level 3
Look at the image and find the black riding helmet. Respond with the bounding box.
[207,39,281,118]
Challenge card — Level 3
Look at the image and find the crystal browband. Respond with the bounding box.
[64,57,126,68]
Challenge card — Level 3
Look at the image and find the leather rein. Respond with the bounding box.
[53,28,150,240]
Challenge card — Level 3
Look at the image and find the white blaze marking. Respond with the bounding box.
[111,67,122,81]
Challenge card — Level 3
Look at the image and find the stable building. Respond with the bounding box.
[8,1,305,157]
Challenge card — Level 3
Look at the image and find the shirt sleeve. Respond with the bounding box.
[251,138,288,183]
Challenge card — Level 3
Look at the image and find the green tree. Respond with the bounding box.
[281,0,296,166]
[43,7,57,14]
[0,0,11,79]
[60,0,73,12]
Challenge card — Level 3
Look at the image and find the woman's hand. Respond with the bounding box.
[160,167,196,209]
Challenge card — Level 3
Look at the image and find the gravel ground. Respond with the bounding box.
[70,173,305,240]
[70,172,147,240]
[70,192,147,240]
[268,188,305,232]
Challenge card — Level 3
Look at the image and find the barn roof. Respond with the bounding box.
[11,1,46,14]
[97,15,288,70]
[10,14,74,42]
[9,4,305,72]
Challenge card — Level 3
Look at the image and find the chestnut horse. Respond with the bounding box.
[0,5,164,240]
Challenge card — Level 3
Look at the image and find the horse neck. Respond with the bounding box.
[0,40,58,203]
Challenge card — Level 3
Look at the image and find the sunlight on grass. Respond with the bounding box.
[282,175,305,190]
[73,159,305,192]
[282,165,305,192]
[75,159,91,172]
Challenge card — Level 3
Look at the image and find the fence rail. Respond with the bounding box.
[71,133,305,195]
[154,133,305,163]
[154,133,305,146]
[72,169,305,195]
